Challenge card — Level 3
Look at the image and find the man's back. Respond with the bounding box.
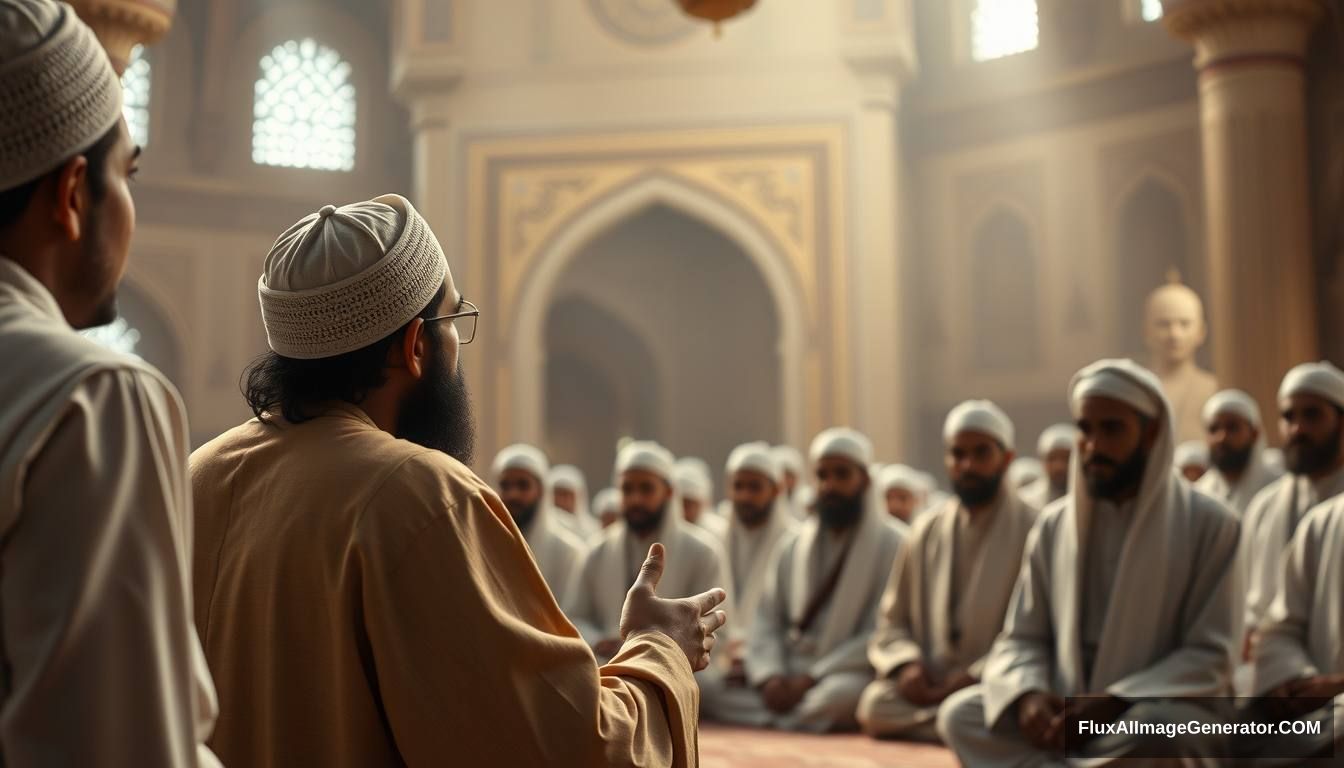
[191,403,703,768]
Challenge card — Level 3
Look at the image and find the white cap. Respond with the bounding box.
[771,445,805,476]
[1175,440,1209,470]
[259,194,448,359]
[674,457,713,502]
[593,488,621,516]
[1037,423,1078,457]
[1278,362,1344,411]
[1202,389,1261,429]
[548,464,586,492]
[876,464,925,495]
[727,441,782,486]
[809,427,874,468]
[491,444,548,483]
[1070,359,1162,420]
[943,400,1015,450]
[615,441,676,484]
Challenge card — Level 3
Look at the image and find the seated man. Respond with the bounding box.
[491,444,587,604]
[938,359,1241,765]
[876,464,926,527]
[548,464,600,540]
[565,441,733,663]
[1195,389,1282,515]
[1245,494,1344,763]
[858,401,1037,742]
[713,428,905,732]
[1021,423,1077,511]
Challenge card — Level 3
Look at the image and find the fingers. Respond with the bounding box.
[686,586,727,616]
[700,610,727,635]
[630,543,665,594]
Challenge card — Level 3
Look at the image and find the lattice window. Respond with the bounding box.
[122,44,150,146]
[252,38,356,171]
[970,0,1039,62]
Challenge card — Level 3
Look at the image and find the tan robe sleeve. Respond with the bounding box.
[868,530,923,679]
[359,456,699,767]
[1,370,220,768]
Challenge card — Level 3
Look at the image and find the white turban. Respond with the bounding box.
[1174,440,1209,470]
[259,194,449,360]
[1278,361,1344,411]
[1009,457,1044,488]
[1201,389,1261,429]
[809,427,873,468]
[728,442,782,486]
[943,400,1015,449]
[771,445,805,477]
[548,464,586,493]
[673,458,713,503]
[1037,423,1078,457]
[615,441,675,485]
[0,0,122,191]
[490,444,549,483]
[876,464,925,495]
[1070,359,1162,420]
[592,488,620,516]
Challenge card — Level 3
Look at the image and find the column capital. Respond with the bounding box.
[69,0,174,74]
[1162,0,1325,70]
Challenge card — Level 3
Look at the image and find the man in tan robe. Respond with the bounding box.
[701,442,798,720]
[0,2,219,764]
[858,401,1036,742]
[565,441,733,664]
[1195,389,1282,515]
[712,429,905,732]
[192,196,726,767]
[492,444,587,604]
[1240,362,1344,664]
[938,359,1241,765]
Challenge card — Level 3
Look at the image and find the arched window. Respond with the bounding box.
[1140,0,1163,22]
[252,38,356,171]
[972,209,1040,369]
[121,44,150,146]
[970,0,1039,62]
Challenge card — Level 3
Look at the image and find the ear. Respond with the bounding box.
[51,155,90,242]
[399,317,428,379]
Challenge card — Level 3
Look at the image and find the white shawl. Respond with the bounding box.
[725,498,796,644]
[982,361,1242,727]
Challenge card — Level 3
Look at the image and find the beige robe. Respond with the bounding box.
[858,489,1037,739]
[191,405,699,768]
[1194,449,1283,516]
[563,496,732,660]
[521,503,587,606]
[1249,496,1344,757]
[1239,467,1344,635]
[0,258,220,767]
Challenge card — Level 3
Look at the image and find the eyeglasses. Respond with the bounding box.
[425,299,480,345]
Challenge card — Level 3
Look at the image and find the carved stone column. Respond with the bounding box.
[1164,0,1326,427]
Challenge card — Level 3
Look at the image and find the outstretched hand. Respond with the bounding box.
[619,543,728,671]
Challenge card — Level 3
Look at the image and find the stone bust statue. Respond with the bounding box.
[1145,275,1219,445]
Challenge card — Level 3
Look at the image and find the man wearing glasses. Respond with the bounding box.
[190,195,726,767]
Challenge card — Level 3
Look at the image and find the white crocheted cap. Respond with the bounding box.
[0,0,123,191]
[258,194,449,359]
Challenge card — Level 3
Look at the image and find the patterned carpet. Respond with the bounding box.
[699,724,959,768]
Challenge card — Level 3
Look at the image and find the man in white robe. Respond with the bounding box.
[712,429,905,732]
[548,463,600,541]
[676,456,728,540]
[1239,362,1344,664]
[492,445,587,604]
[859,401,1037,742]
[773,445,812,520]
[1009,458,1044,495]
[1245,495,1344,762]
[938,359,1242,765]
[1195,389,1283,515]
[701,442,798,719]
[593,487,621,529]
[1175,440,1210,483]
[0,3,219,763]
[1021,424,1077,511]
[565,441,733,663]
[876,464,927,525]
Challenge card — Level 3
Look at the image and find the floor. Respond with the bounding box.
[699,724,959,768]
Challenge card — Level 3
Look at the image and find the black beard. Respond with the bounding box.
[1210,443,1254,475]
[816,492,863,530]
[395,355,476,466]
[953,471,1003,508]
[508,500,538,532]
[1084,445,1148,500]
[624,501,667,536]
[1286,425,1343,476]
[733,501,771,529]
